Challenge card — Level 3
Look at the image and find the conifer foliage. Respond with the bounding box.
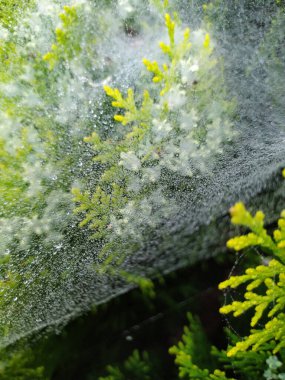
[0,0,285,379]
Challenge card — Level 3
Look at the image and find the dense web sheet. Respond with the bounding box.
[0,0,285,346]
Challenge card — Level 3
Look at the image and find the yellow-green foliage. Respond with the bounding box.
[0,0,34,29]
[219,181,285,357]
[143,14,192,95]
[104,86,153,126]
[43,5,82,69]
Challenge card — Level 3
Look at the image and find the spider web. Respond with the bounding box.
[0,0,285,347]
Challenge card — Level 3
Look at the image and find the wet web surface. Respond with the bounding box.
[0,0,285,346]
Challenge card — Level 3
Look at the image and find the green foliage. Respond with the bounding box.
[99,350,153,380]
[276,0,285,7]
[95,311,283,380]
[0,347,47,380]
[98,314,233,380]
[169,314,234,380]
